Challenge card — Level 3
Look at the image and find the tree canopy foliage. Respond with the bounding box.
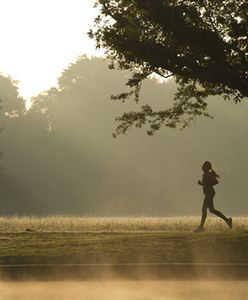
[89,0,248,135]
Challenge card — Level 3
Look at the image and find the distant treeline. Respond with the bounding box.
[0,57,247,215]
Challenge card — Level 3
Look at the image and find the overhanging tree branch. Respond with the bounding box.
[90,0,248,136]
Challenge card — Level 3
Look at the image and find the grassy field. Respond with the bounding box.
[0,216,248,232]
[0,216,247,266]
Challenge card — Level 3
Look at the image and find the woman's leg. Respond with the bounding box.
[207,193,229,223]
[199,196,208,228]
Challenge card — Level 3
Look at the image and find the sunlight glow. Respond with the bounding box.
[0,0,101,100]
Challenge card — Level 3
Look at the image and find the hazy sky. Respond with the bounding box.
[0,0,100,100]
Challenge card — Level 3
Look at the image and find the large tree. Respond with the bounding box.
[89,0,248,135]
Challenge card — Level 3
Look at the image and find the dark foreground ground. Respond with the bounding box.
[0,231,247,280]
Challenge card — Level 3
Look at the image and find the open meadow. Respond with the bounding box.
[1,215,248,232]
[0,216,247,268]
[0,216,248,299]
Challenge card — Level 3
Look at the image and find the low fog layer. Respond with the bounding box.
[0,281,247,300]
[0,57,247,215]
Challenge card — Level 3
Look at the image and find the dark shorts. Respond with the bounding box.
[202,191,216,210]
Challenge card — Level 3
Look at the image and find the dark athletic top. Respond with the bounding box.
[201,171,219,195]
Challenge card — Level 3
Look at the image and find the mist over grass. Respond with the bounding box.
[1,281,248,300]
[0,216,247,281]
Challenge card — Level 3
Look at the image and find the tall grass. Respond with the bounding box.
[0,216,247,232]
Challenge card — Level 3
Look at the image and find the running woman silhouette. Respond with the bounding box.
[194,161,232,232]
